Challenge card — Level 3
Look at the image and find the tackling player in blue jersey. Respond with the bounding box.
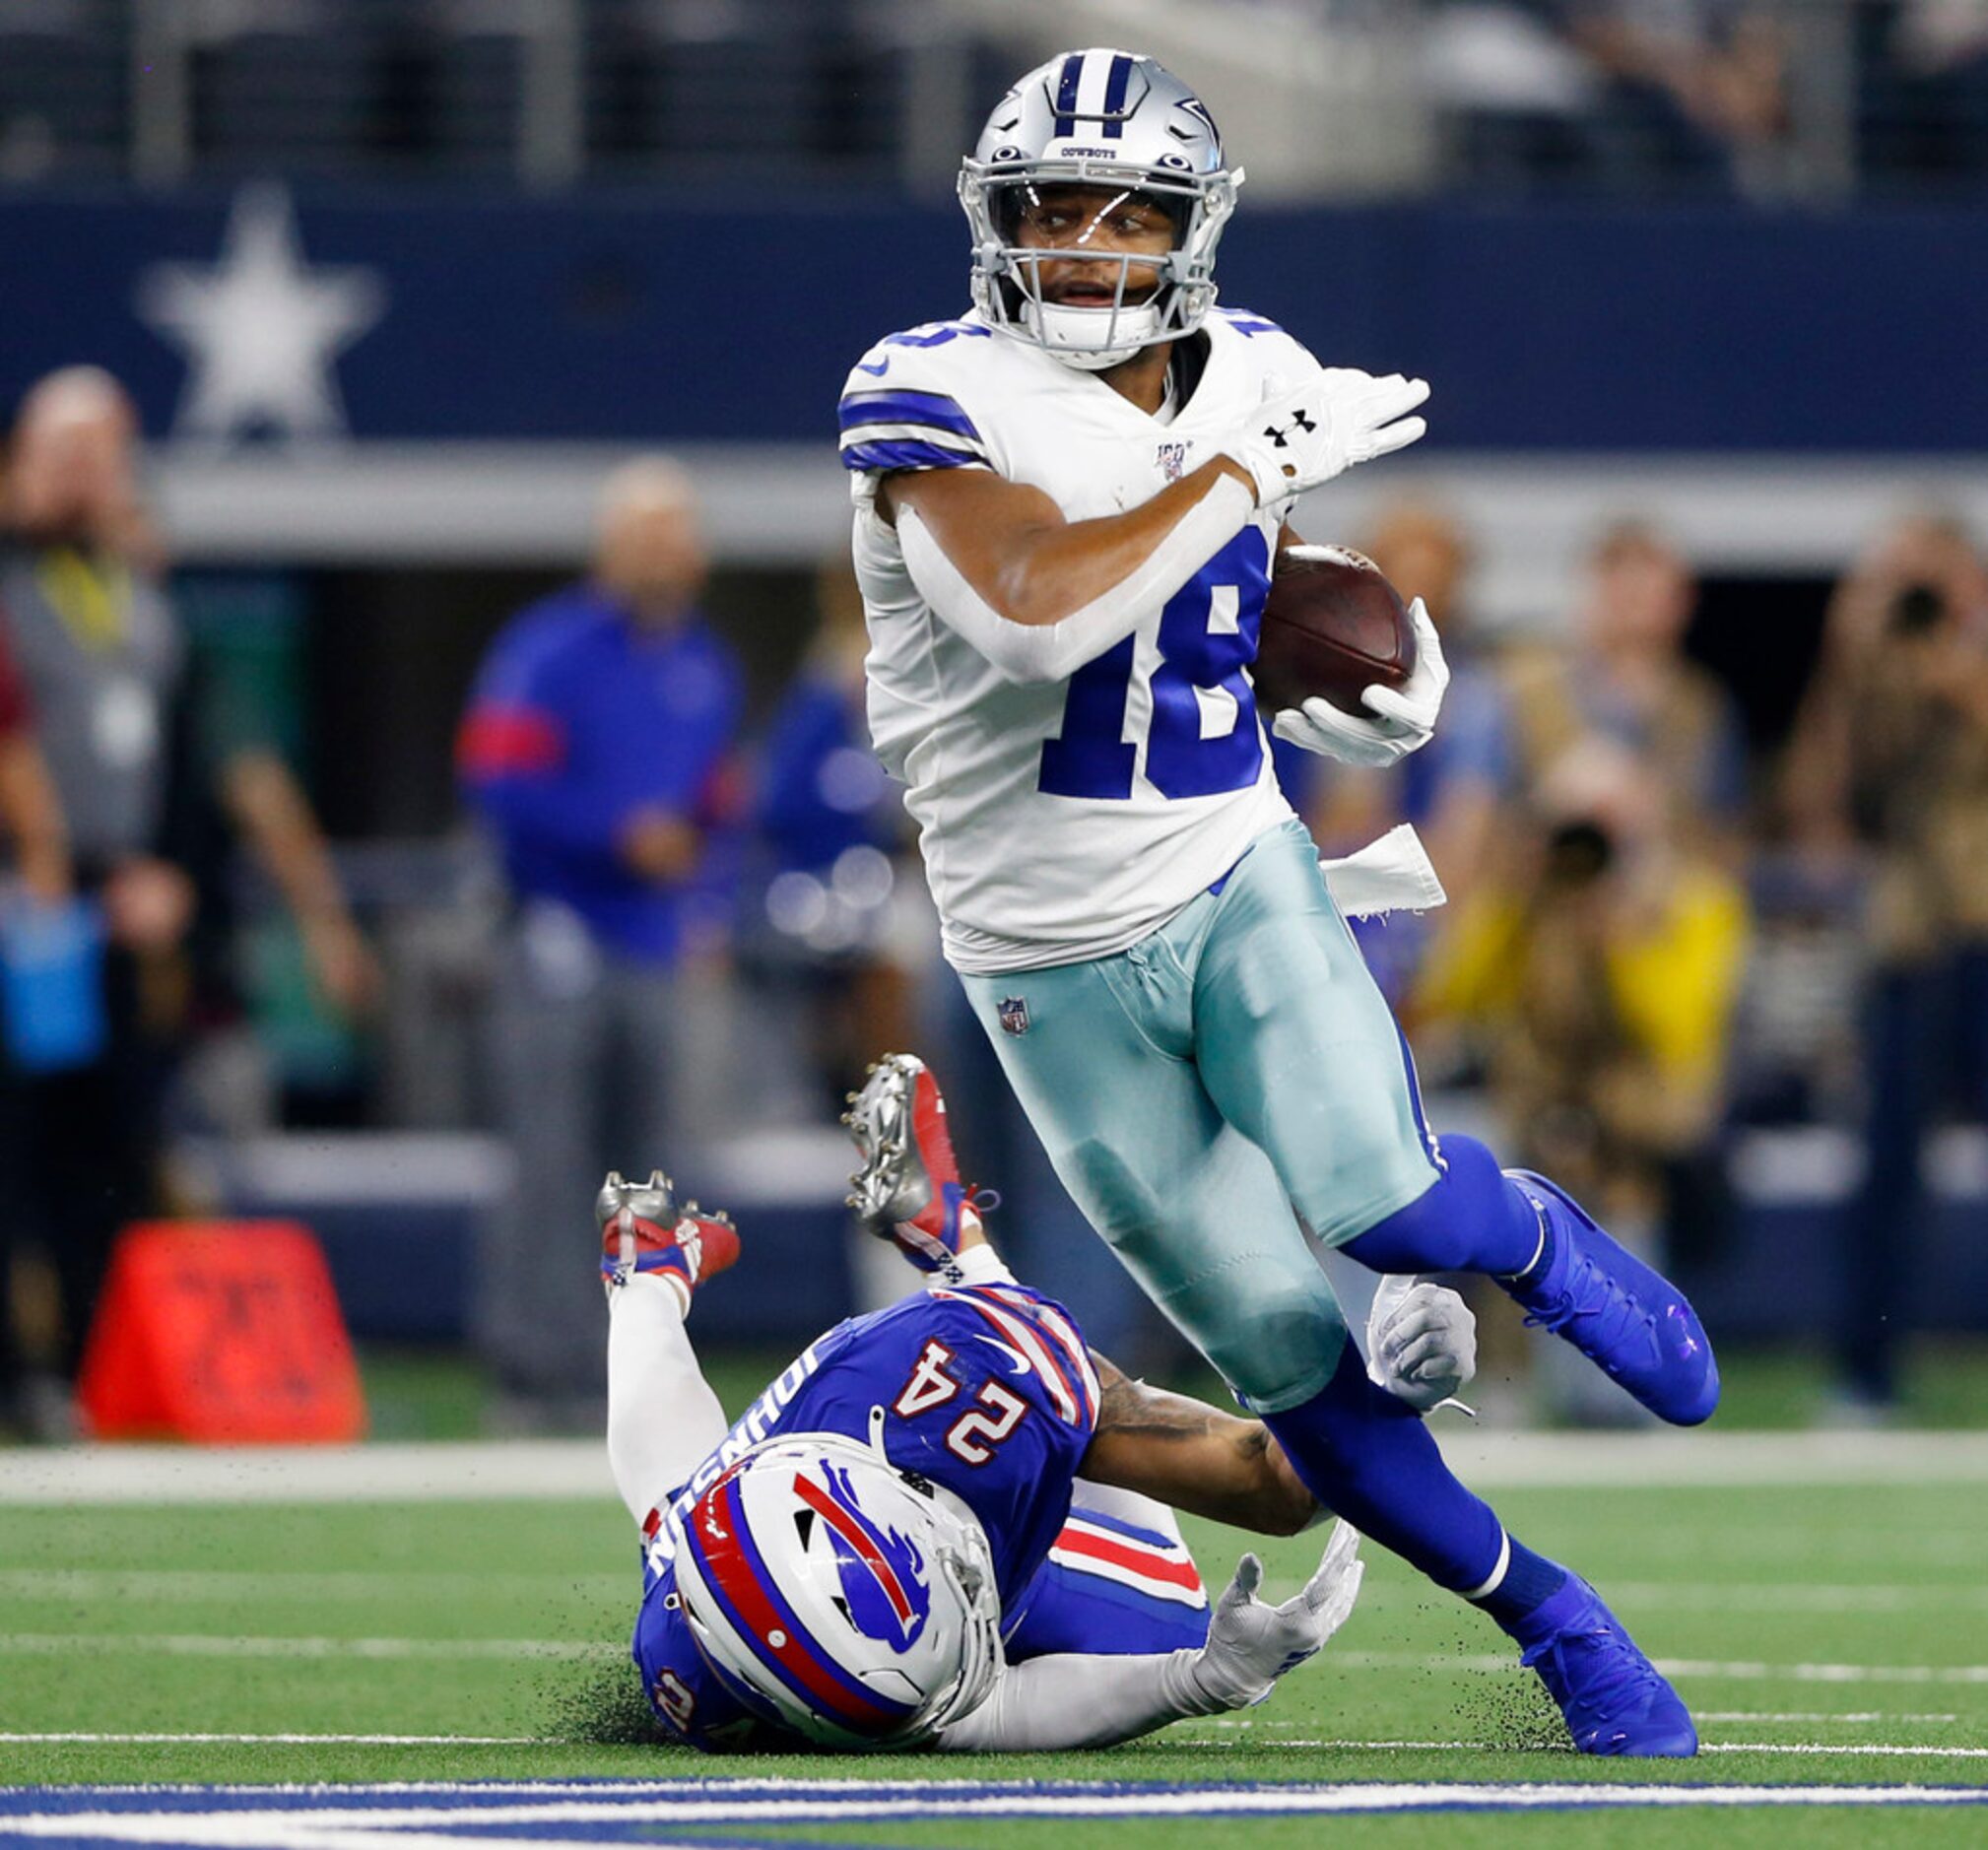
[603,1053,1481,1752]
[836,48,1718,1755]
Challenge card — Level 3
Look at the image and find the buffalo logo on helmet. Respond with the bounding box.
[798,1463,933,1648]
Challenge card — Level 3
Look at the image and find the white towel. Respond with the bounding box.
[1319,823,1448,918]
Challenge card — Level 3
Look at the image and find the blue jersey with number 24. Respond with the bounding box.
[631,1281,1100,1751]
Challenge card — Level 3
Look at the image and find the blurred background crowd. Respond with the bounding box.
[0,0,1982,1442]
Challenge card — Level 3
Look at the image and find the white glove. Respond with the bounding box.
[1189,1521,1364,1710]
[1366,1275,1478,1414]
[1224,368,1430,511]
[1271,593,1450,767]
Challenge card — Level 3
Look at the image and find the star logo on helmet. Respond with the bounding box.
[1178,96,1221,139]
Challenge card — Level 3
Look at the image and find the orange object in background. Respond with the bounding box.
[77,1222,366,1443]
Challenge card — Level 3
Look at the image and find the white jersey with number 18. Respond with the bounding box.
[840,306,1317,975]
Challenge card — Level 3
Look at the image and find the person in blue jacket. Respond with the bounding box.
[458,457,744,1422]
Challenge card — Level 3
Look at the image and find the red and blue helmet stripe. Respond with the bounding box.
[681,1467,922,1739]
[800,1463,933,1647]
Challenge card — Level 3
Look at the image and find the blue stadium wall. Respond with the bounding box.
[0,194,1975,451]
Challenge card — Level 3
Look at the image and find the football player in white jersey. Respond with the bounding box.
[838,48,1719,1756]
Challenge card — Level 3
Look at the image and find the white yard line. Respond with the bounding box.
[0,1634,616,1661]
[1595,1583,1988,1613]
[7,1568,1968,1615]
[1432,1428,1988,1487]
[1334,1649,1988,1685]
[1706,1744,1988,1757]
[7,1430,1988,1504]
[0,1735,542,1747]
[7,1633,1987,1685]
[0,1569,626,1603]
[1696,1711,1962,1723]
[1266,1739,1988,1757]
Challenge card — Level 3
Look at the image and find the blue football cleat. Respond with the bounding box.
[1507,1570,1698,1757]
[1501,1169,1720,1426]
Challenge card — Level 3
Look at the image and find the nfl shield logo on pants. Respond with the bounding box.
[997,995,1031,1036]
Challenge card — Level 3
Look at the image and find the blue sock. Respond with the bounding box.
[1475,1539,1568,1631]
[1343,1134,1547,1279]
[1260,1341,1507,1593]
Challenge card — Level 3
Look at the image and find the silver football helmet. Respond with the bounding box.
[960,48,1242,371]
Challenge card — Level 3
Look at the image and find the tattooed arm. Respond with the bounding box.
[1078,1352,1320,1536]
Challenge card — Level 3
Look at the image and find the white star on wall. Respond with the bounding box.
[138,183,387,445]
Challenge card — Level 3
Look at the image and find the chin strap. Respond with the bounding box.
[1022,297,1162,370]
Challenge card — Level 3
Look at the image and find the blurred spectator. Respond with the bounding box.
[0,365,375,1439]
[1502,521,1748,854]
[1559,0,1791,189]
[1423,1,1606,188]
[1303,502,1518,1015]
[1782,513,1988,1418]
[1425,735,1749,1199]
[1425,0,1791,193]
[1723,848,1865,1128]
[457,456,745,1427]
[0,616,69,908]
[749,560,918,1106]
[1310,503,1515,892]
[1872,2,1988,179]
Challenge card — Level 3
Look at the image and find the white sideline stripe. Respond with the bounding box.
[3,1782,1985,1843]
[1335,1649,1988,1685]
[0,1634,617,1662]
[0,1735,542,1746]
[8,1430,1988,1504]
[0,1442,619,1506]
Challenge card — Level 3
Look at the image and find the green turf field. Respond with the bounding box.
[1,1452,1984,1846]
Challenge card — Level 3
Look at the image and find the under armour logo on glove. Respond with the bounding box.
[1262,408,1317,450]
[1226,368,1428,510]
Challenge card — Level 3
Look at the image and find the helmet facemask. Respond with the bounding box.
[961,166,1236,371]
[959,49,1242,372]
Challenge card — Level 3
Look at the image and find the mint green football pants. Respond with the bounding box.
[958,819,1440,1413]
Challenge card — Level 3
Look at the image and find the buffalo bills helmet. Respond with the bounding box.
[960,48,1241,370]
[669,1429,1002,1748]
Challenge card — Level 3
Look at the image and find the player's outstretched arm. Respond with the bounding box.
[936,1523,1362,1751]
[882,460,1259,684]
[1079,1352,1318,1535]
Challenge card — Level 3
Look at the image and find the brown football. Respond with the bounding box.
[1252,545,1416,719]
